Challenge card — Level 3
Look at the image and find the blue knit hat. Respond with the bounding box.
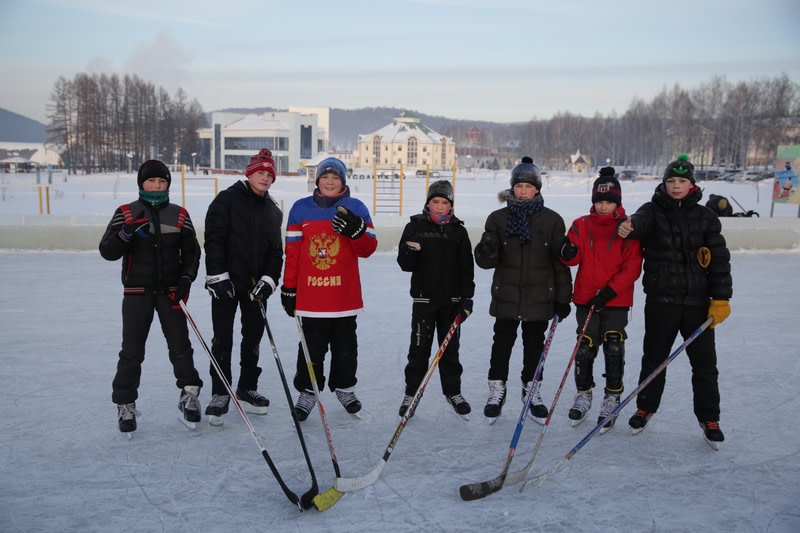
[316,157,347,187]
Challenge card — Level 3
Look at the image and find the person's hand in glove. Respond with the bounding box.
[205,273,235,300]
[249,276,275,301]
[170,275,192,308]
[457,297,473,322]
[476,232,499,259]
[119,215,150,241]
[588,286,616,312]
[708,299,730,328]
[401,237,422,254]
[554,302,571,322]
[332,206,366,239]
[560,236,578,261]
[281,286,297,317]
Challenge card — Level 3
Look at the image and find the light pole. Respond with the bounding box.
[126,153,133,174]
[191,152,197,174]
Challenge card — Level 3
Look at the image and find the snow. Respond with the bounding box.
[1,170,799,532]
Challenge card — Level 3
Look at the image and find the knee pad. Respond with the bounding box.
[574,336,598,391]
[602,331,625,393]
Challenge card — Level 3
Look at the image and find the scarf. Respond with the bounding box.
[313,186,350,208]
[139,189,169,207]
[506,193,544,245]
[423,206,453,226]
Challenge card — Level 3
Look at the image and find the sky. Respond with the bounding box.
[0,171,798,531]
[1,0,799,125]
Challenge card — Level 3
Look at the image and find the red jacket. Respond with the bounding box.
[561,206,642,307]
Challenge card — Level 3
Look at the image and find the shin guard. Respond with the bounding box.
[602,331,625,393]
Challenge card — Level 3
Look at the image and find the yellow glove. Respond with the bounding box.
[708,300,730,328]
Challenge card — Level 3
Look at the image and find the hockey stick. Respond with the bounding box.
[504,307,594,488]
[521,317,714,492]
[179,301,303,511]
[333,314,463,493]
[258,302,319,509]
[459,315,560,501]
[293,315,345,511]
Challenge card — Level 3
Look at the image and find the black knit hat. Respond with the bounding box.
[137,160,171,189]
[592,167,622,205]
[426,179,454,205]
[510,156,542,189]
[663,153,695,184]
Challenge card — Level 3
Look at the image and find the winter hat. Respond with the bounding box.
[245,148,277,179]
[510,156,542,189]
[592,167,622,205]
[663,153,695,184]
[315,157,348,187]
[426,179,454,205]
[137,160,171,189]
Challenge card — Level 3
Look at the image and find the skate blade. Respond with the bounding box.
[241,404,268,415]
[313,487,344,511]
[703,436,721,451]
[486,416,500,425]
[631,426,647,435]
[179,414,198,430]
[208,415,224,427]
[571,417,587,427]
[599,424,614,435]
[527,413,546,426]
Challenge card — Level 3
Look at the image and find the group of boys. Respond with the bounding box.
[101,150,731,447]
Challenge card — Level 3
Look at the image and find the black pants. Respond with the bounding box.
[404,302,463,397]
[488,318,548,386]
[209,294,264,396]
[574,305,629,392]
[293,316,358,393]
[636,301,720,421]
[112,293,202,404]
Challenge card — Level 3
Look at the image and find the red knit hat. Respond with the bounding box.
[245,149,276,179]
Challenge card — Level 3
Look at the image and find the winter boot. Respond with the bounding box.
[568,390,592,426]
[399,394,415,418]
[446,393,472,416]
[294,390,316,421]
[699,420,725,450]
[335,387,362,414]
[524,381,548,423]
[117,402,140,433]
[205,394,230,426]
[483,379,507,419]
[236,388,269,415]
[629,408,654,434]
[598,392,620,433]
[179,385,202,424]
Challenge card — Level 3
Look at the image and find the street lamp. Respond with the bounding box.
[191,152,197,174]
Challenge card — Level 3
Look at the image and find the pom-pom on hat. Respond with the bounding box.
[510,156,542,189]
[137,160,171,189]
[426,179,454,205]
[663,153,695,184]
[245,149,277,179]
[592,167,622,205]
[315,157,348,187]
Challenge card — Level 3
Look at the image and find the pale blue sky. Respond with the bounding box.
[1,0,798,124]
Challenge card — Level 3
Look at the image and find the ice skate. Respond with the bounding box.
[484,379,506,424]
[524,381,548,425]
[179,385,201,430]
[236,388,269,415]
[446,393,471,420]
[117,402,140,436]
[699,420,724,450]
[598,393,620,434]
[205,394,230,426]
[294,390,316,421]
[568,390,592,427]
[629,408,653,435]
[335,387,362,417]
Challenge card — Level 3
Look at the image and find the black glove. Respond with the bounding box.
[554,302,571,322]
[249,276,274,301]
[560,236,578,261]
[171,276,192,308]
[477,232,499,258]
[332,206,366,239]
[205,273,235,300]
[457,297,473,322]
[119,217,150,241]
[588,286,616,312]
[281,286,297,317]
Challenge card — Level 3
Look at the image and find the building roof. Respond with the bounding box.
[226,113,290,132]
[358,115,449,144]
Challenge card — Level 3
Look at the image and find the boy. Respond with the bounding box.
[617,153,732,447]
[281,157,378,420]
[559,167,642,432]
[100,159,203,432]
[474,157,572,424]
[203,148,284,425]
[396,180,475,418]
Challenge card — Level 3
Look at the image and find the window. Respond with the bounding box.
[407,137,418,166]
[372,137,380,163]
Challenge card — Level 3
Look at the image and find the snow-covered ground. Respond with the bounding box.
[1,169,798,532]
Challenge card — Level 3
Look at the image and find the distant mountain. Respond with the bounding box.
[0,108,46,143]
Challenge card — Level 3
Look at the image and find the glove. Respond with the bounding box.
[205,273,235,300]
[588,286,616,312]
[477,232,499,258]
[708,299,730,328]
[560,236,578,261]
[332,206,367,239]
[119,217,150,241]
[457,297,473,322]
[401,237,422,254]
[281,286,297,317]
[170,275,192,308]
[249,276,275,301]
[554,302,571,322]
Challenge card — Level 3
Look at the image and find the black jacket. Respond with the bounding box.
[204,181,283,293]
[396,213,475,305]
[99,200,200,293]
[628,183,732,305]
